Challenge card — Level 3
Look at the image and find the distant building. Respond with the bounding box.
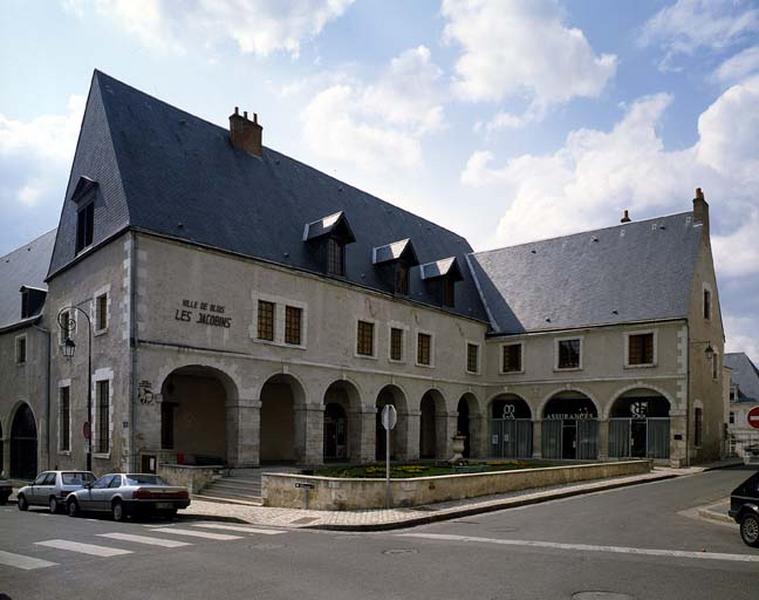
[725,352,759,457]
[0,71,726,480]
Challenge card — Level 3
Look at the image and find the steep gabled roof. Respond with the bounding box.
[48,71,487,321]
[468,212,702,334]
[0,229,56,329]
[726,352,759,403]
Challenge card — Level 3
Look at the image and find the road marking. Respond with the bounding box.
[398,533,759,564]
[149,527,242,541]
[0,550,58,570]
[191,523,285,535]
[36,539,133,557]
[97,533,192,548]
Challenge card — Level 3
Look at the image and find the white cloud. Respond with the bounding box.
[725,315,759,364]
[442,0,616,108]
[64,0,354,57]
[641,0,759,70]
[714,45,759,83]
[301,46,445,171]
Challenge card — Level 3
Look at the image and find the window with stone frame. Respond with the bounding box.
[502,343,522,372]
[703,288,711,320]
[257,300,275,341]
[284,306,302,345]
[417,332,432,366]
[357,320,374,356]
[390,327,403,361]
[96,380,110,454]
[694,407,703,447]
[16,336,26,364]
[466,343,479,373]
[557,339,581,369]
[96,293,108,331]
[628,333,654,365]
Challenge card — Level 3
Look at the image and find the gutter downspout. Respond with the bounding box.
[129,231,138,471]
[33,323,51,469]
[685,323,691,468]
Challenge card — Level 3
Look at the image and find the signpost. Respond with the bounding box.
[381,404,397,509]
[748,406,759,430]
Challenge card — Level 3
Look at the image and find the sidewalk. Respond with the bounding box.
[181,466,692,532]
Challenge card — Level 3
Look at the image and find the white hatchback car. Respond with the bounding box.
[16,471,96,513]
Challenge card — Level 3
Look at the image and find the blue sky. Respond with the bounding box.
[1,0,757,360]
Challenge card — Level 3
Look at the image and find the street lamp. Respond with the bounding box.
[58,307,93,472]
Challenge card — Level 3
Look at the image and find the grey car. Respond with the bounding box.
[16,471,96,513]
[66,473,191,521]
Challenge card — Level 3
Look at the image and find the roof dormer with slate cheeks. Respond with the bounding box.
[303,211,356,277]
[372,238,419,296]
[420,256,464,308]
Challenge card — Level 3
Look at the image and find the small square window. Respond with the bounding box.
[390,327,403,361]
[284,306,302,345]
[466,343,479,373]
[96,293,108,331]
[16,337,27,364]
[257,300,275,341]
[628,333,654,365]
[417,333,432,366]
[502,344,522,372]
[357,321,374,356]
[557,339,581,369]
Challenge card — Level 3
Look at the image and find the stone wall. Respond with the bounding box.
[157,463,224,494]
[262,460,652,510]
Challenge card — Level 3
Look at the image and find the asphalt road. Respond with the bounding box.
[1,466,757,600]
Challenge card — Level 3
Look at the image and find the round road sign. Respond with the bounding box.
[381,404,397,431]
[747,406,759,430]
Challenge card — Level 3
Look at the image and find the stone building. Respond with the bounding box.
[0,71,726,479]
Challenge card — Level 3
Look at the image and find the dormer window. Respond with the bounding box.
[372,238,419,297]
[303,211,356,277]
[19,286,47,319]
[420,256,463,308]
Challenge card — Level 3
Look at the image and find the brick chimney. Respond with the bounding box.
[229,107,263,157]
[693,187,709,230]
[620,209,631,223]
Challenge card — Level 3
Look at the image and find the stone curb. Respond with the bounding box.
[304,473,680,532]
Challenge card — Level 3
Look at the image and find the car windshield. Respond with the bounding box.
[125,474,168,486]
[61,472,95,485]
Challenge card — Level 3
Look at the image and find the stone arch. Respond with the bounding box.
[607,386,673,460]
[260,373,306,463]
[10,401,38,479]
[160,365,239,466]
[538,387,600,420]
[419,389,447,459]
[488,393,533,420]
[323,379,361,462]
[376,384,408,461]
[541,390,599,460]
[488,393,533,459]
[457,392,483,458]
[605,384,674,420]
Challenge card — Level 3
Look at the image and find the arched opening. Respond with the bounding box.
[542,392,598,460]
[260,374,304,463]
[11,403,37,479]
[457,394,482,458]
[609,389,671,459]
[161,366,233,466]
[323,380,360,462]
[489,394,532,458]
[419,390,446,459]
[376,385,408,461]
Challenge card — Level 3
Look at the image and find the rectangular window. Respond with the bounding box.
[390,327,403,361]
[694,407,703,447]
[394,263,409,295]
[97,380,110,454]
[356,320,374,356]
[466,343,479,373]
[60,309,71,344]
[284,306,302,345]
[60,386,71,452]
[558,339,581,369]
[417,333,432,366]
[326,238,344,276]
[161,402,175,450]
[502,344,522,373]
[628,333,654,365]
[703,288,711,320]
[257,300,275,341]
[16,337,26,364]
[76,202,94,253]
[712,353,719,380]
[441,278,455,307]
[96,293,108,331]
[729,411,735,425]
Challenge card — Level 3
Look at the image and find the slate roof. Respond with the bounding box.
[468,212,703,334]
[726,353,759,403]
[0,229,56,329]
[48,71,487,321]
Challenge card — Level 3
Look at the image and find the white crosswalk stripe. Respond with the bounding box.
[0,550,58,570]
[191,523,285,535]
[97,532,192,548]
[36,539,133,557]
[149,527,242,541]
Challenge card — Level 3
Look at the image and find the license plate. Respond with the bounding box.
[155,502,173,509]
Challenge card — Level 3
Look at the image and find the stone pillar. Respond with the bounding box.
[469,413,486,458]
[597,419,609,461]
[295,405,324,465]
[436,413,458,460]
[404,411,421,462]
[532,420,542,458]
[669,411,687,467]
[350,408,377,464]
[226,399,260,468]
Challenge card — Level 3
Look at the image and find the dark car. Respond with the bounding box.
[729,470,759,547]
[0,480,12,505]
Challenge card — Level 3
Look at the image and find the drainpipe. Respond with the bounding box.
[129,231,138,472]
[685,324,691,467]
[33,323,51,469]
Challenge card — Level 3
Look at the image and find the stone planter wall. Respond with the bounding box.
[262,460,652,510]
[158,464,225,494]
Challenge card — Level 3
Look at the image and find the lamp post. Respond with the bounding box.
[58,306,93,472]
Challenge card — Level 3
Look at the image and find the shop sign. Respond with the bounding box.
[174,298,232,328]
[546,408,595,420]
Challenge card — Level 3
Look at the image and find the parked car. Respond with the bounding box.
[0,480,12,505]
[729,470,759,547]
[66,473,190,521]
[16,471,96,513]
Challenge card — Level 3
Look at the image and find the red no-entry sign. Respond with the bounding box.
[747,406,759,430]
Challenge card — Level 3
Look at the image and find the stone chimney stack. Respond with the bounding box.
[693,187,709,230]
[229,107,263,157]
[620,209,631,223]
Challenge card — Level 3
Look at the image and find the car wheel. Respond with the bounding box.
[163,509,178,521]
[17,494,28,511]
[740,513,759,548]
[67,499,80,517]
[49,497,60,514]
[111,500,125,522]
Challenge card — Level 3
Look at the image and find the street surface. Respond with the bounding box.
[1,466,757,599]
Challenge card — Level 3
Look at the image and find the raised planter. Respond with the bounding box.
[158,463,225,494]
[262,460,652,510]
